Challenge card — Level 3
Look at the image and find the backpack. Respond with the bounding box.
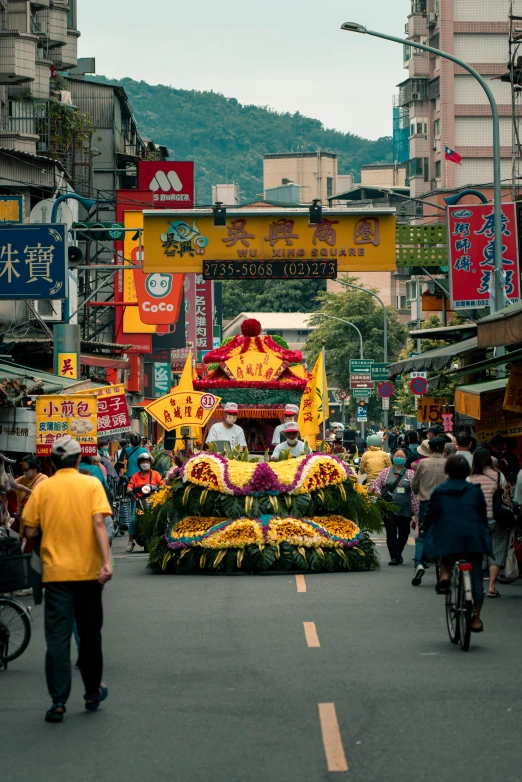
[493,473,516,529]
[0,534,22,558]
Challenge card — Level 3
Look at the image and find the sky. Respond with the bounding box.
[79,0,411,140]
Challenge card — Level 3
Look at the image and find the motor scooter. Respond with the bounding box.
[131,483,160,550]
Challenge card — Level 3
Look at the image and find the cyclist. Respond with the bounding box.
[423,454,491,632]
[125,454,164,552]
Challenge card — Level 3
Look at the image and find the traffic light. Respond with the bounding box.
[72,221,125,241]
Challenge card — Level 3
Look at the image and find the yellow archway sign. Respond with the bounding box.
[146,390,221,431]
[141,208,396,277]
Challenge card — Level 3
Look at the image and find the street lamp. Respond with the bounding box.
[309,313,364,359]
[335,278,389,448]
[340,22,505,315]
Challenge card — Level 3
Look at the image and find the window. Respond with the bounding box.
[404,45,412,62]
[433,118,440,138]
[67,0,77,29]
[435,160,441,178]
[326,177,333,199]
[396,294,407,309]
[408,157,427,178]
[411,0,427,13]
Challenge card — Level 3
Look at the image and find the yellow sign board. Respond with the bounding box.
[504,366,522,413]
[36,394,98,456]
[57,352,78,379]
[123,211,155,334]
[142,210,396,274]
[224,351,284,382]
[417,397,450,424]
[146,390,221,431]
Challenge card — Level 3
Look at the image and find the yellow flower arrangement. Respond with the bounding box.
[149,487,170,509]
[315,515,360,539]
[227,460,257,488]
[172,516,226,537]
[205,519,264,549]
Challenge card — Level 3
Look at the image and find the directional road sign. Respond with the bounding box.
[371,363,389,381]
[410,376,428,396]
[353,389,370,399]
[350,374,375,390]
[377,381,394,398]
[349,359,373,374]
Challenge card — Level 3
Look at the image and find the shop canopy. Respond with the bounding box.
[454,378,508,420]
[476,300,522,348]
[387,337,478,380]
[0,359,92,404]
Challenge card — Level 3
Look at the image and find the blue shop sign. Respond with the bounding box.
[0,223,67,299]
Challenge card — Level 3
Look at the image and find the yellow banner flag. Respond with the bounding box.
[175,351,194,393]
[298,351,329,448]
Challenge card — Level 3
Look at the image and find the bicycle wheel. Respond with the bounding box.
[445,567,460,644]
[0,597,31,664]
[458,593,473,652]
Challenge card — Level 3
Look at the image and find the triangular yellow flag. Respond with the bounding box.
[176,351,194,393]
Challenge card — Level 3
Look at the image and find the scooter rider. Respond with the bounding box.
[125,453,164,552]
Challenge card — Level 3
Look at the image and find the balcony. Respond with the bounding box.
[408,51,429,77]
[407,14,428,37]
[35,5,68,47]
[48,29,78,70]
[398,78,428,107]
[0,31,37,84]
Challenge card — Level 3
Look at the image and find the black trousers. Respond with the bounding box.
[384,513,411,561]
[44,580,103,704]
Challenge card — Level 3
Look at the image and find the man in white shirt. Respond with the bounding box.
[206,402,247,451]
[272,404,299,445]
[271,422,306,460]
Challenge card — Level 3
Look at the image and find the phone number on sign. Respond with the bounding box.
[203,260,337,280]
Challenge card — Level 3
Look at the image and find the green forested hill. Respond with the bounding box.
[90,76,392,203]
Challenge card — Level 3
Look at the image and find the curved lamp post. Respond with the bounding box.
[309,312,364,359]
[340,22,505,315]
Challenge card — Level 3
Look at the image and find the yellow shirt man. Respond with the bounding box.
[23,467,112,583]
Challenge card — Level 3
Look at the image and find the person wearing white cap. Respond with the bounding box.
[205,402,247,450]
[271,422,306,460]
[272,403,300,445]
[22,435,113,723]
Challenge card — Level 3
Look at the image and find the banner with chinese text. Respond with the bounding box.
[146,391,221,431]
[503,365,522,414]
[84,384,131,437]
[448,204,519,309]
[195,274,214,354]
[36,395,97,456]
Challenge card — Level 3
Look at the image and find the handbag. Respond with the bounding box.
[493,473,516,529]
[503,529,519,582]
[380,470,403,503]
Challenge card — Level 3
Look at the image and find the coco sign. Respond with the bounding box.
[131,246,184,326]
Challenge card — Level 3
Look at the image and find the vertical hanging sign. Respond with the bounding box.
[195,274,214,358]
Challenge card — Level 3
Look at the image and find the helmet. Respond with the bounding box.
[367,434,382,447]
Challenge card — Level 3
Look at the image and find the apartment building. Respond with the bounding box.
[263,151,338,204]
[401,0,520,199]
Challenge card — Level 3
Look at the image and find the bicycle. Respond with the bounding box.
[445,559,475,652]
[0,547,33,669]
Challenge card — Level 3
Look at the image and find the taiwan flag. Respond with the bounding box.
[445,145,462,165]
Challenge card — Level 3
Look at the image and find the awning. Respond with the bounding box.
[0,360,89,396]
[476,300,522,348]
[408,323,477,342]
[387,337,479,379]
[454,378,508,419]
[80,353,130,369]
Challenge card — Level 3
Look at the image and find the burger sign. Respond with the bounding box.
[138,162,194,208]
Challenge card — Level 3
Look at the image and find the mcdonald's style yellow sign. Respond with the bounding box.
[142,209,396,278]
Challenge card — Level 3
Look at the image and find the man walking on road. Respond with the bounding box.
[23,436,113,723]
[410,436,447,586]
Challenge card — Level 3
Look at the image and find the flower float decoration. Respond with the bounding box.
[139,452,387,575]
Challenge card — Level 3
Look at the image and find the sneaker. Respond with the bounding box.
[388,559,399,566]
[125,542,135,553]
[412,565,425,586]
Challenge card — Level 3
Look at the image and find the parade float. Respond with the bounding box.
[193,318,310,451]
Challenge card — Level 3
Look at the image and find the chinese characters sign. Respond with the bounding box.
[224,351,284,383]
[145,390,221,431]
[153,363,171,397]
[195,274,214,352]
[448,204,520,309]
[0,223,67,299]
[57,353,78,380]
[36,395,97,456]
[0,196,23,223]
[84,384,131,437]
[503,366,522,414]
[142,211,396,275]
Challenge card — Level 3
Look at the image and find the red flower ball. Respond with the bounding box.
[241,318,262,337]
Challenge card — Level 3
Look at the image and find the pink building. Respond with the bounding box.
[402,0,519,200]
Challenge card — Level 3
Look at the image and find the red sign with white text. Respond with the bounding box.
[132,258,184,326]
[137,162,194,208]
[195,275,214,353]
[448,203,519,309]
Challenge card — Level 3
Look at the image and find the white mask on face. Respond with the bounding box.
[225,415,237,425]
[140,462,151,471]
[286,437,298,446]
[24,468,36,479]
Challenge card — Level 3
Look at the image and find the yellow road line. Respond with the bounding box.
[303,621,320,647]
[318,703,349,772]
[296,574,307,592]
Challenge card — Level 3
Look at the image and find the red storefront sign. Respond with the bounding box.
[137,162,194,208]
[88,384,132,438]
[195,275,213,353]
[448,203,520,309]
[132,259,184,326]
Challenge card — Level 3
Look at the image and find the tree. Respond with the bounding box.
[304,282,407,423]
[222,279,326,319]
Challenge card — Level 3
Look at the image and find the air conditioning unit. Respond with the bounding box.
[33,299,63,322]
[411,92,420,100]
[428,12,437,27]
